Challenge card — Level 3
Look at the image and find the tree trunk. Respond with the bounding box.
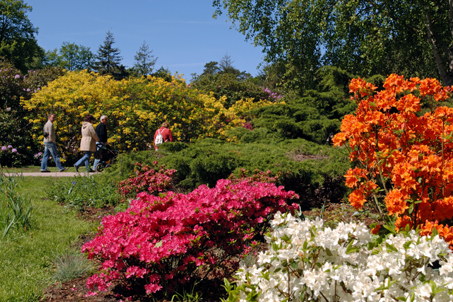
[424,10,453,85]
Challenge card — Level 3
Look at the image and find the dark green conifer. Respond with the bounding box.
[92,31,126,79]
[132,41,157,77]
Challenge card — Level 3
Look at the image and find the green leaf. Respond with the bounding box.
[346,240,359,254]
[403,240,412,250]
[385,243,398,253]
[432,227,439,238]
[325,248,333,256]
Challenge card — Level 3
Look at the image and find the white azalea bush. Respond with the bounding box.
[223,212,453,302]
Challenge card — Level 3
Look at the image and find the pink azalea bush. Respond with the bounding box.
[118,162,176,198]
[82,178,298,297]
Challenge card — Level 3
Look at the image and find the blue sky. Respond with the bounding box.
[26,0,266,81]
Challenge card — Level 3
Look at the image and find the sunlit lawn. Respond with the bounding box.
[0,177,93,301]
[1,165,78,173]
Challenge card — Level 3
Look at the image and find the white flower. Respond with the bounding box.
[231,214,453,302]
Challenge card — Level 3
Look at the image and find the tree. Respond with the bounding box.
[92,31,125,79]
[132,41,157,76]
[44,42,93,71]
[151,66,172,82]
[0,0,41,73]
[202,61,220,76]
[213,0,453,87]
[218,53,251,80]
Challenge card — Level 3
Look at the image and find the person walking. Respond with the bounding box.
[92,115,108,172]
[154,122,173,150]
[74,115,99,173]
[40,114,68,172]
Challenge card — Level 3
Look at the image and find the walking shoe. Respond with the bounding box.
[40,169,51,173]
[88,169,95,173]
[74,164,79,172]
[59,168,69,172]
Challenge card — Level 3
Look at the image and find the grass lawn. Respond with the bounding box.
[1,165,78,173]
[0,176,93,301]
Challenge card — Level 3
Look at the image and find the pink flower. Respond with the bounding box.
[85,291,97,297]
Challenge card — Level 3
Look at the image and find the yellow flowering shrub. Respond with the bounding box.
[227,98,283,118]
[21,70,256,155]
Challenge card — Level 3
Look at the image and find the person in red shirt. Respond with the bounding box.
[154,122,173,150]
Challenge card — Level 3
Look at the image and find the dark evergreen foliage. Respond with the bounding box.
[102,138,350,209]
[92,31,127,80]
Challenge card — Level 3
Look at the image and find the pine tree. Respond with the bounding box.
[133,41,157,76]
[92,31,123,78]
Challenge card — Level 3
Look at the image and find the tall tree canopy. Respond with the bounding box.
[44,42,93,71]
[0,0,41,72]
[213,0,453,88]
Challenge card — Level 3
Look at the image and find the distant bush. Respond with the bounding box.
[0,60,65,166]
[191,73,273,108]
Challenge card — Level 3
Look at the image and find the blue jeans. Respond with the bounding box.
[41,142,65,171]
[92,142,102,171]
[74,151,92,171]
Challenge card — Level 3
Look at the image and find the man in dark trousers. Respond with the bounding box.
[92,115,108,172]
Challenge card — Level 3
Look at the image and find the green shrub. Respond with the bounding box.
[0,60,65,166]
[103,138,350,209]
[192,73,270,108]
[46,175,119,209]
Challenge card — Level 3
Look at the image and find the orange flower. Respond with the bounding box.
[349,78,377,97]
[395,215,412,231]
[332,132,347,147]
[419,78,442,97]
[348,188,367,210]
[385,189,409,216]
[383,74,406,93]
[375,90,397,111]
[371,224,381,235]
[396,94,420,113]
[344,168,368,188]
[420,221,453,248]
[434,87,451,102]
[434,106,453,121]
[431,197,453,221]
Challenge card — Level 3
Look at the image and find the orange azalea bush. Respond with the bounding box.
[333,74,453,245]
